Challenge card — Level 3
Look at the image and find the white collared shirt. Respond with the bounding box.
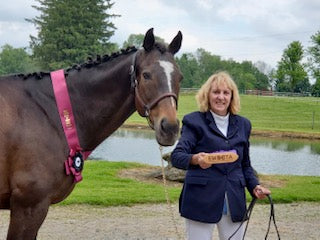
[210,110,229,137]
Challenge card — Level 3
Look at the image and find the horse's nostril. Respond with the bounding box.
[160,118,179,134]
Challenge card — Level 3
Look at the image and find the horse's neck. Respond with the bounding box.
[67,54,136,151]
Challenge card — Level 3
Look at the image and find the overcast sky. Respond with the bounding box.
[0,0,319,69]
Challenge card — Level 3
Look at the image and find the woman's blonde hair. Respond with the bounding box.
[195,71,240,114]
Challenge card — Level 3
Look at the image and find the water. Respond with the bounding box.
[90,128,320,176]
[250,138,320,176]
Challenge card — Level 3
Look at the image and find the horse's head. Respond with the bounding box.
[132,28,183,146]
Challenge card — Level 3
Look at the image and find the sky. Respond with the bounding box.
[0,0,319,70]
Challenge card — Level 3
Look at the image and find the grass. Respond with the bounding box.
[125,93,320,134]
[63,161,320,205]
[240,95,320,133]
[63,94,320,206]
[258,174,320,203]
[62,161,180,206]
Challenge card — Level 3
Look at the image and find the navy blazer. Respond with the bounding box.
[171,111,259,223]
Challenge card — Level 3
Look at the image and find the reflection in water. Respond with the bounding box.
[252,137,318,153]
[90,128,320,176]
[311,143,320,155]
[91,128,173,165]
[113,128,156,139]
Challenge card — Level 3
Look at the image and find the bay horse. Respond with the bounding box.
[0,28,183,240]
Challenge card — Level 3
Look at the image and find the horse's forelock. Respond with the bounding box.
[154,42,167,54]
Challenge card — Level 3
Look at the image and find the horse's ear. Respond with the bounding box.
[168,31,182,55]
[143,28,155,52]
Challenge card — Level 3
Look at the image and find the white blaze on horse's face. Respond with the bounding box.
[158,60,175,107]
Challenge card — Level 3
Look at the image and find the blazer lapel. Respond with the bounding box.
[227,114,239,139]
[205,112,226,138]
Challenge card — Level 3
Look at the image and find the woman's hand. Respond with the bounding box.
[253,185,271,199]
[191,152,211,169]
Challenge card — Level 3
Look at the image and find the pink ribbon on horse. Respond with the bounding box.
[65,148,83,182]
[51,69,87,183]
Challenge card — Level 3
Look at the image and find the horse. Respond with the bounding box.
[0,28,183,240]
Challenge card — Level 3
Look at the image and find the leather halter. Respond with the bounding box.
[130,51,178,119]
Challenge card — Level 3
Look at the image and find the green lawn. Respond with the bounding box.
[63,161,320,206]
[126,93,320,134]
[240,95,320,133]
[63,94,320,206]
[62,161,180,206]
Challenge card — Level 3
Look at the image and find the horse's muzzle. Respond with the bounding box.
[155,118,179,146]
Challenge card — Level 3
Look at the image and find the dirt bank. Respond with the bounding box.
[122,124,320,140]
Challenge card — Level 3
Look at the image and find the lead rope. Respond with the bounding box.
[159,145,183,240]
[228,195,281,240]
[265,195,281,240]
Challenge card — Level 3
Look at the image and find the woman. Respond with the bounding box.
[171,71,270,240]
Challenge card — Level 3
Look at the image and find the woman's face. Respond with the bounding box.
[209,81,232,116]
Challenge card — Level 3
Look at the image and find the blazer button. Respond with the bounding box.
[225,140,229,144]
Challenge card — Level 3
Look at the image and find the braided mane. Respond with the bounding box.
[66,46,137,72]
[15,46,138,80]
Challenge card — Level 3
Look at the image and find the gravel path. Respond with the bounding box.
[1,202,319,239]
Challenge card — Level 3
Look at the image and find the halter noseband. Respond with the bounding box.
[130,51,178,119]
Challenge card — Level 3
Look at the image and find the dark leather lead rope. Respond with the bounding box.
[228,194,281,240]
[265,195,281,240]
[227,197,256,240]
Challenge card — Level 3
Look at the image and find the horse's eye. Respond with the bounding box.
[142,72,151,80]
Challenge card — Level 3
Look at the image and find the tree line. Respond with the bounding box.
[0,0,319,96]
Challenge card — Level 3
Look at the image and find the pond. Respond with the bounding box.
[90,128,320,176]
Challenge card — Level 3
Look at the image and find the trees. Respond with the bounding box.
[0,44,37,75]
[176,48,222,88]
[27,0,118,70]
[177,53,201,88]
[122,33,165,49]
[239,61,269,90]
[274,41,309,93]
[311,79,320,97]
[195,48,223,82]
[175,48,270,91]
[308,31,320,96]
